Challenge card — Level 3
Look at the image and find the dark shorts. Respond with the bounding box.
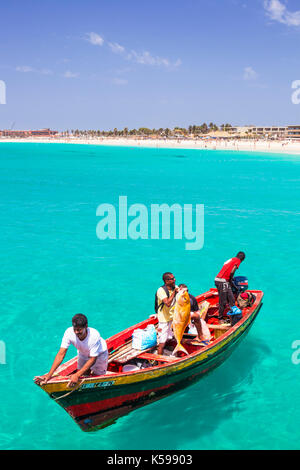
[215,280,235,319]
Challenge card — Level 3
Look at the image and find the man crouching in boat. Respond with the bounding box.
[215,251,246,323]
[34,314,108,387]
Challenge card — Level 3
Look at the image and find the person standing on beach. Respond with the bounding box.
[214,252,246,322]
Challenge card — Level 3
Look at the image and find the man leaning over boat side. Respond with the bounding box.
[155,272,179,355]
[214,251,246,323]
[34,314,108,387]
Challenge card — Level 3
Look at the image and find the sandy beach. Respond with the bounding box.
[1,136,300,155]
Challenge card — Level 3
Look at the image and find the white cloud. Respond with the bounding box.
[127,50,181,68]
[16,65,35,73]
[108,42,125,54]
[16,65,53,75]
[243,66,258,80]
[264,0,300,26]
[112,78,128,85]
[85,33,181,68]
[86,32,104,46]
[63,71,79,78]
[128,50,168,66]
[174,59,182,67]
[40,69,53,75]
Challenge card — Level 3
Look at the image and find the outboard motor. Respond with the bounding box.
[232,276,248,294]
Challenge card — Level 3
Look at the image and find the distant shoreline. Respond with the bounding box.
[1,137,300,155]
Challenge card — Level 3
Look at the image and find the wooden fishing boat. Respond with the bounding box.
[34,288,263,432]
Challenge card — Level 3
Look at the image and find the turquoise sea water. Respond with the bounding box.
[0,142,299,450]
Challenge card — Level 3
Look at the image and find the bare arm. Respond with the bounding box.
[35,347,67,385]
[229,265,238,281]
[68,356,97,387]
[162,288,178,308]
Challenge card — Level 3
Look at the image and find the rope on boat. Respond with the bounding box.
[53,378,86,401]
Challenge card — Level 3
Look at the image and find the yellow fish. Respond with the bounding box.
[172,289,191,356]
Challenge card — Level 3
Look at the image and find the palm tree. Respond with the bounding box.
[209,122,219,131]
[200,123,208,134]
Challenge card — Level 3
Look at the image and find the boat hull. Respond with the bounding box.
[47,298,263,431]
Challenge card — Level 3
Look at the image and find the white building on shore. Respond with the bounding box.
[230,125,300,139]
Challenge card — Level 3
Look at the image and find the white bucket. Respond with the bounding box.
[122,364,139,372]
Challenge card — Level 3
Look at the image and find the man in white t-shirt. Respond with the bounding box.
[35,314,108,387]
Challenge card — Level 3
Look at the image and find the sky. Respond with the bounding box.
[0,0,300,130]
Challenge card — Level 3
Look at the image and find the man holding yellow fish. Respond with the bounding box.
[156,272,179,355]
[171,288,192,355]
[156,273,206,356]
[178,284,211,344]
[172,285,208,356]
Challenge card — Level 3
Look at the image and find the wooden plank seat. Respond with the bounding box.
[137,352,176,363]
[110,324,231,366]
[207,323,231,339]
[184,339,212,347]
[111,346,156,365]
[207,324,231,330]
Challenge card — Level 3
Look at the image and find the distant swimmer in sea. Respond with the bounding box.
[34,314,108,387]
[214,252,246,322]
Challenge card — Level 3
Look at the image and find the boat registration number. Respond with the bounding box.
[80,381,115,390]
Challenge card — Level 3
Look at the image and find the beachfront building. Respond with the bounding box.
[247,126,300,139]
[248,126,287,138]
[287,125,300,139]
[230,126,253,135]
[229,126,287,138]
[207,125,300,140]
[0,128,58,138]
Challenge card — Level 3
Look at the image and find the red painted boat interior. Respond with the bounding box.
[53,289,263,379]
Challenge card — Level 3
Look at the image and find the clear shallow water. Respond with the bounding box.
[0,143,299,450]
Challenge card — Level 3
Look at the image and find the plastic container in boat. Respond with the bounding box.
[122,364,140,372]
[132,324,157,350]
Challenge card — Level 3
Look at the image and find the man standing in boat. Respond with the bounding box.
[155,272,179,355]
[177,283,210,344]
[34,314,108,387]
[214,252,246,322]
[155,274,205,353]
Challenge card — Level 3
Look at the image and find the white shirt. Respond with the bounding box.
[61,327,107,357]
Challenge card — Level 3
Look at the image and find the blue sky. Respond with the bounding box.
[0,0,300,130]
